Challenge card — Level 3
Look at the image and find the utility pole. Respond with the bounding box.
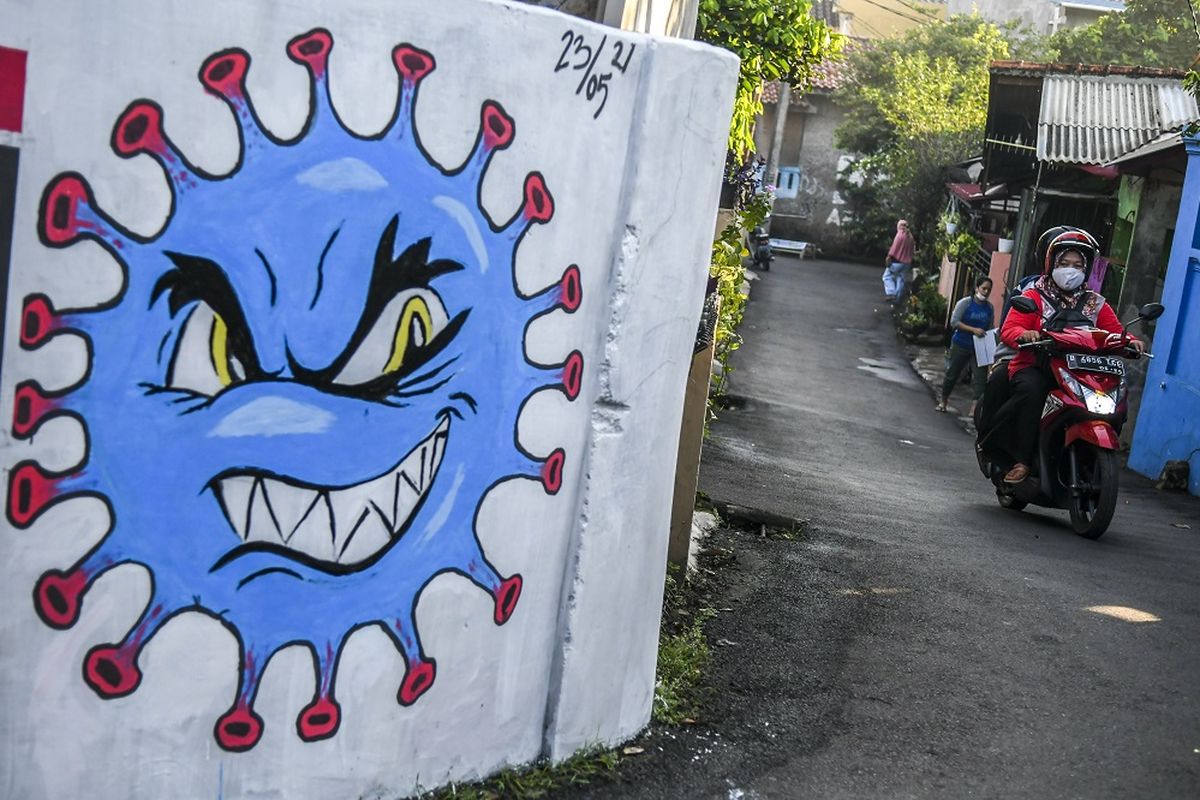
[765,83,790,191]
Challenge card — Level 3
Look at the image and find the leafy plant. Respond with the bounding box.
[899,278,949,339]
[1050,0,1197,70]
[834,16,1011,265]
[1187,68,1200,135]
[1181,1,1200,129]
[698,0,840,159]
[938,229,981,265]
[709,188,773,398]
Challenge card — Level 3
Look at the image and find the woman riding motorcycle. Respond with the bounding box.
[997,227,1143,484]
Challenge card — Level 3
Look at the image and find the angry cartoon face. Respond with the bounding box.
[8,29,583,751]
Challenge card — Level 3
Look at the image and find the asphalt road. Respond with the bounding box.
[568,255,1200,799]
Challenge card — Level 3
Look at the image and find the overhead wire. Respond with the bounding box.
[853,16,890,40]
[894,0,945,20]
[848,0,937,28]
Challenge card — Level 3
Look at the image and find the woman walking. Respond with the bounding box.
[936,275,994,415]
[883,219,915,302]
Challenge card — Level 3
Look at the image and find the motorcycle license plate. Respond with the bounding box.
[1066,353,1125,376]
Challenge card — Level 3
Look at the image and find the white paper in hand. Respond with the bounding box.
[975,328,998,366]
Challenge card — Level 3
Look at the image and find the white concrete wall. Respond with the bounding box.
[0,0,736,797]
[949,0,1056,32]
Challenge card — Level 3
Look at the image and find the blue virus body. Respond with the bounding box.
[8,30,583,751]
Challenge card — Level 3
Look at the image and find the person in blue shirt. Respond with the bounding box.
[936,275,995,415]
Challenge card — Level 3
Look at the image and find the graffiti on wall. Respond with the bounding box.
[775,163,844,227]
[9,30,584,752]
[0,45,25,372]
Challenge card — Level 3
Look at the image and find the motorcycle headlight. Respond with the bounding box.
[1057,368,1085,402]
[1082,386,1116,415]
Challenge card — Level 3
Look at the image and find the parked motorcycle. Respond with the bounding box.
[974,298,1165,539]
[748,225,773,271]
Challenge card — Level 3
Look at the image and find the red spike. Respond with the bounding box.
[7,461,65,529]
[541,448,565,495]
[522,173,554,224]
[561,351,584,401]
[34,568,89,629]
[113,101,167,158]
[493,574,522,625]
[297,696,341,742]
[559,265,582,313]
[392,45,435,85]
[398,658,436,706]
[84,643,142,698]
[201,49,249,99]
[39,175,91,246]
[215,704,264,752]
[481,101,514,151]
[19,295,64,349]
[287,29,333,78]
[13,381,60,439]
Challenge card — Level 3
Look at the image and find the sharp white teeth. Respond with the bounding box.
[337,509,391,564]
[246,479,280,543]
[366,470,400,530]
[328,480,383,554]
[394,469,421,533]
[287,492,336,561]
[219,419,452,564]
[430,422,449,472]
[217,476,255,539]
[265,480,321,540]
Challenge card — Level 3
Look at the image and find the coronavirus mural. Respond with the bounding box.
[8,29,583,752]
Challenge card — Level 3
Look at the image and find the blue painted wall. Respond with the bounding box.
[1129,136,1200,496]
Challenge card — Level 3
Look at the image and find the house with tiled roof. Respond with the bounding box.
[752,45,859,246]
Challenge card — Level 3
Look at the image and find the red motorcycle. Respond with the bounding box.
[975,299,1164,539]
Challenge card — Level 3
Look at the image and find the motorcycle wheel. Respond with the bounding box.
[996,489,1026,511]
[1068,445,1118,539]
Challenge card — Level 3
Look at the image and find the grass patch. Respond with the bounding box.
[653,566,717,725]
[423,747,621,799]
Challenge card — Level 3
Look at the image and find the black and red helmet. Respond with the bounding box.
[1034,226,1099,276]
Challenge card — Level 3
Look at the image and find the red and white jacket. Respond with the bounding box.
[1000,288,1128,376]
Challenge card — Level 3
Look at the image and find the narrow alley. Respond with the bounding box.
[578,254,1200,798]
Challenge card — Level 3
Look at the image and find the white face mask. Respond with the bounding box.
[974,292,988,302]
[1052,266,1085,291]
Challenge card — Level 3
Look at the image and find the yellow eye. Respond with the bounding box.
[384,296,433,373]
[209,312,241,387]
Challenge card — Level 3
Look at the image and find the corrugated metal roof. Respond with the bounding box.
[1037,74,1200,164]
[1103,130,1183,166]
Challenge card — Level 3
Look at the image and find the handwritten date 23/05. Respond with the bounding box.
[555,30,635,119]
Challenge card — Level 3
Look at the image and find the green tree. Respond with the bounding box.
[1050,0,1197,69]
[698,0,840,158]
[834,16,1010,263]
